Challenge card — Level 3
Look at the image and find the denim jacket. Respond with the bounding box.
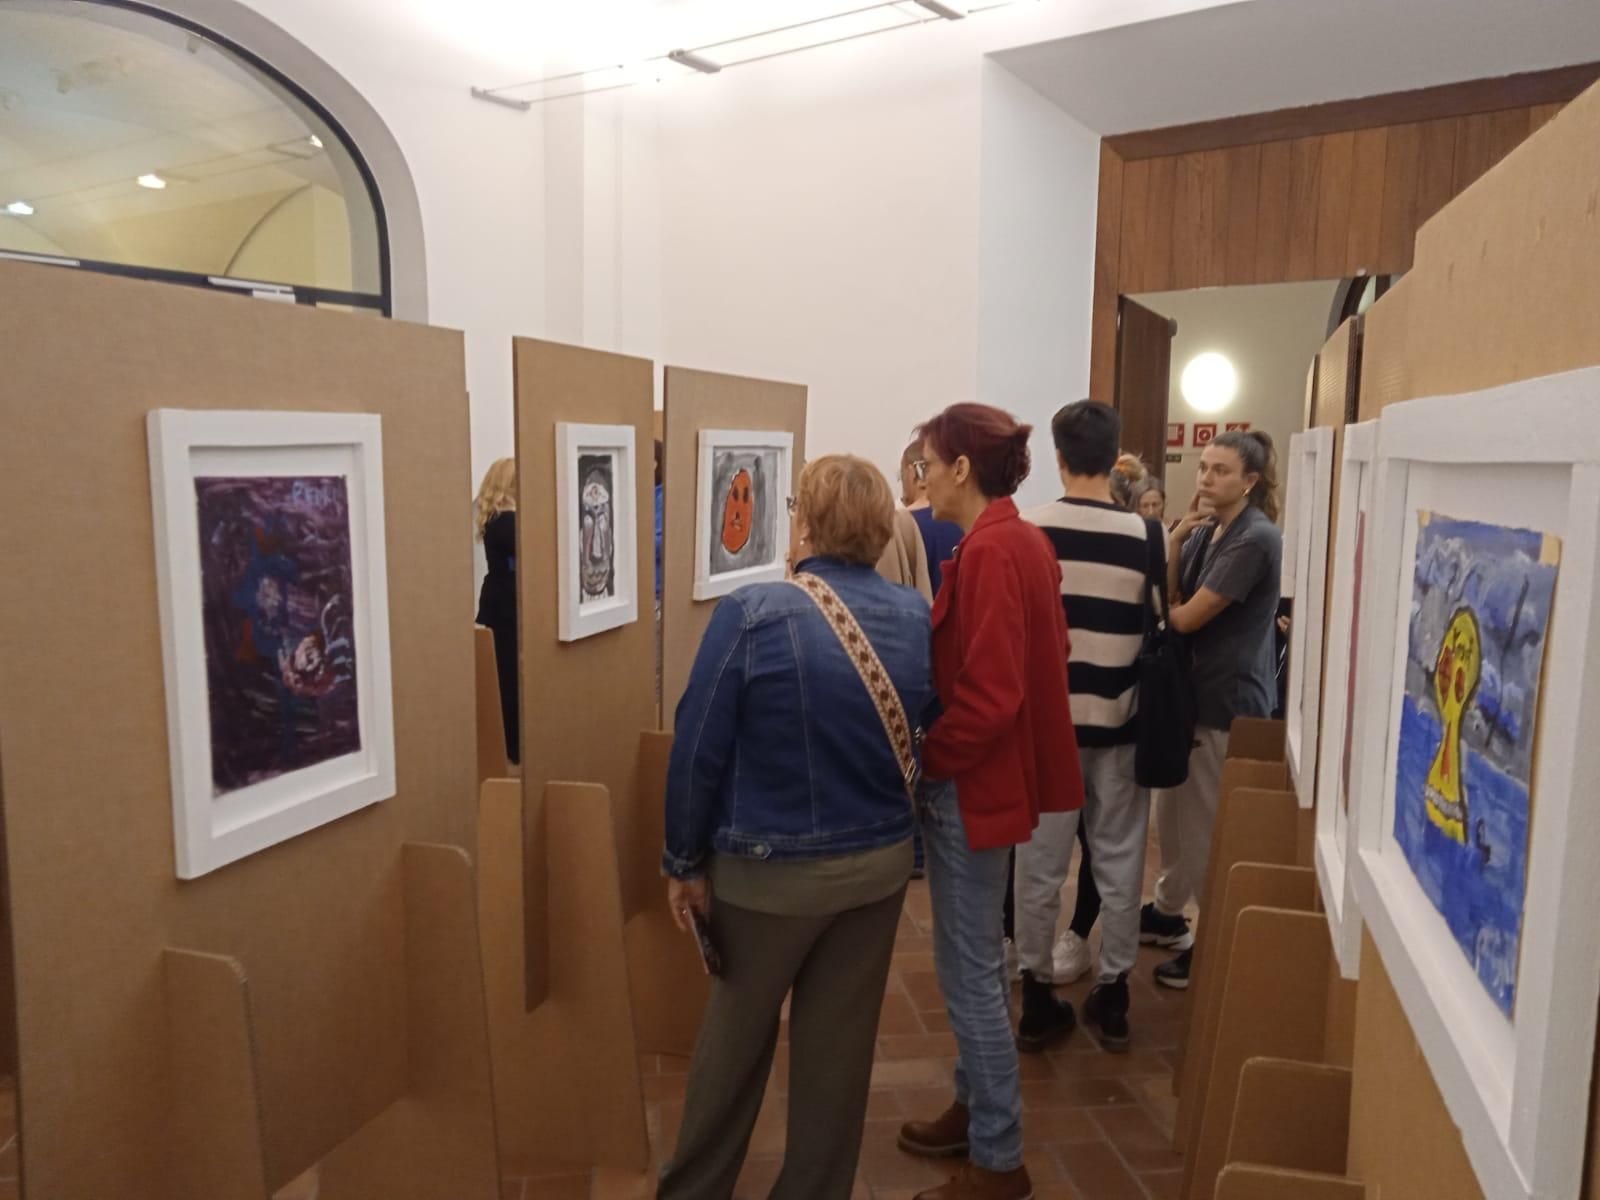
[663,557,935,880]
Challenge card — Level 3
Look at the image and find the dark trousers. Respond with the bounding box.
[487,619,519,765]
[658,887,907,1200]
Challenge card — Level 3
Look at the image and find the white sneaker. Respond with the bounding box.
[1051,930,1092,984]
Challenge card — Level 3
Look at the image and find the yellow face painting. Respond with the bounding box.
[1425,606,1482,843]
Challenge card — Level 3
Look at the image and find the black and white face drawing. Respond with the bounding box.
[579,454,615,601]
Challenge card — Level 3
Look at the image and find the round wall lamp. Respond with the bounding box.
[1181,351,1238,414]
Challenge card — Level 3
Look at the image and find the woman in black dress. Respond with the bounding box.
[475,457,519,764]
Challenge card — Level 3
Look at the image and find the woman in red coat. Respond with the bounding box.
[896,403,1084,1200]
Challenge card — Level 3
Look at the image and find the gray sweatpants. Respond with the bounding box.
[1014,743,1150,983]
[1152,726,1230,916]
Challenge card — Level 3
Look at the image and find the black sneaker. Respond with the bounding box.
[1016,970,1076,1053]
[1082,975,1131,1053]
[1154,948,1192,991]
[1140,902,1194,951]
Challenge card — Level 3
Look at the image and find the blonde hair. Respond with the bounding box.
[796,455,896,566]
[474,457,517,541]
[1110,452,1147,509]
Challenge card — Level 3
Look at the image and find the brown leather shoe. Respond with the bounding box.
[913,1162,1034,1199]
[897,1100,970,1158]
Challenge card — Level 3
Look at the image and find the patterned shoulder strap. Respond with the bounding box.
[789,573,919,801]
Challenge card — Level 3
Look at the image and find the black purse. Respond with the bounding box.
[1135,518,1195,789]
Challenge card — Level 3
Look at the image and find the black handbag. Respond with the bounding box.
[1135,518,1195,788]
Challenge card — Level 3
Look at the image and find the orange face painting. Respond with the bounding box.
[721,468,753,554]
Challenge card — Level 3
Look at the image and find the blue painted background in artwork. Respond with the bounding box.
[1393,514,1558,1019]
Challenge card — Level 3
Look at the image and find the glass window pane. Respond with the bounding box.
[0,0,384,298]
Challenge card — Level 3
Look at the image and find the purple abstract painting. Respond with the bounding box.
[195,476,361,796]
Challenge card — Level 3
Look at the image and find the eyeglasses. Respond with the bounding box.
[785,495,798,514]
[911,460,928,482]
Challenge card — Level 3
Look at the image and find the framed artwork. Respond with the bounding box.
[147,410,395,880]
[1284,426,1335,809]
[554,422,639,642]
[1314,419,1378,979]
[693,428,794,601]
[1351,366,1600,1200]
[1193,423,1218,448]
[1167,422,1186,448]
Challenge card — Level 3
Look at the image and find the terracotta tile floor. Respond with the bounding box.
[507,828,1190,1200]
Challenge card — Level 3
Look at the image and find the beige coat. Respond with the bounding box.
[874,508,934,602]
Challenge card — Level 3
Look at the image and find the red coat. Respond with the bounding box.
[922,497,1084,850]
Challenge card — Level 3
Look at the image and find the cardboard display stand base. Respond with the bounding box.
[1185,908,1334,1200]
[1171,774,1296,1109]
[1215,1165,1365,1200]
[1177,863,1317,1162]
[478,779,650,1175]
[165,845,500,1200]
[1226,719,1286,764]
[1226,1058,1352,1176]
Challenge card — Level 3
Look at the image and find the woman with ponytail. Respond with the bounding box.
[895,404,1082,1200]
[1142,428,1283,991]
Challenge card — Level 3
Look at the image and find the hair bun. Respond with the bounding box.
[1002,425,1033,493]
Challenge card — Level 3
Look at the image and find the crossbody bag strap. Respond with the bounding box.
[789,573,919,801]
[1142,517,1170,636]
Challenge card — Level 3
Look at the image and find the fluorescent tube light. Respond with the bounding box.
[5,200,33,216]
[912,0,967,17]
[668,48,723,74]
[137,173,167,190]
[308,134,323,149]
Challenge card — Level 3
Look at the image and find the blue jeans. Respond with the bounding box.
[919,778,1023,1172]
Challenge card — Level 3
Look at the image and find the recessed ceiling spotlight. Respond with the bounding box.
[137,173,167,190]
[912,0,967,18]
[668,48,722,74]
[308,133,323,149]
[5,200,34,216]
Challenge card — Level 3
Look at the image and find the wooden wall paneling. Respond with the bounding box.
[1452,111,1496,194]
[1344,128,1389,272]
[1376,123,1423,273]
[1223,143,1262,284]
[1313,132,1357,279]
[1144,156,1179,292]
[1530,101,1565,133]
[1285,138,1323,280]
[1169,152,1205,290]
[1197,149,1231,286]
[1091,144,1125,403]
[1487,106,1539,169]
[1104,62,1600,159]
[1116,297,1176,476]
[1253,140,1293,283]
[1413,117,1460,227]
[1118,157,1153,295]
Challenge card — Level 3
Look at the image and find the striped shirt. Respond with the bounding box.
[1023,498,1161,747]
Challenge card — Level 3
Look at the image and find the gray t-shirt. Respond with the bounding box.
[1179,504,1282,731]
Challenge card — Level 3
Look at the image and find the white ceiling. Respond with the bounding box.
[994,0,1600,135]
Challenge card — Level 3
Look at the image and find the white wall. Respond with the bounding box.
[976,58,1101,511]
[1132,281,1339,518]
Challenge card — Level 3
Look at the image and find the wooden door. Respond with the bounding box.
[1116,296,1177,476]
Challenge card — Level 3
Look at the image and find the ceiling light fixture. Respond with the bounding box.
[136,173,167,190]
[1181,352,1239,414]
[5,200,34,216]
[911,0,967,18]
[668,48,723,74]
[307,134,323,149]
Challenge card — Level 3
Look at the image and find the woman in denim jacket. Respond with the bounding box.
[658,455,934,1200]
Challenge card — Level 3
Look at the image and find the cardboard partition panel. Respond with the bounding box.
[1341,84,1600,1200]
[622,731,710,1056]
[1323,964,1359,1069]
[474,626,512,784]
[1226,719,1286,764]
[1215,1165,1366,1200]
[1185,909,1333,1200]
[1177,863,1318,1158]
[0,261,488,1196]
[1171,772,1296,1090]
[661,366,808,727]
[514,338,658,1006]
[478,779,650,1175]
[1226,1057,1352,1175]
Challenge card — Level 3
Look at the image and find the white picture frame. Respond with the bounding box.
[554,422,639,642]
[147,410,396,880]
[1350,366,1600,1200]
[693,428,795,601]
[1314,419,1378,980]
[1284,425,1335,809]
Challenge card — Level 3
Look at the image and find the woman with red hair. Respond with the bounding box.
[896,403,1084,1200]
